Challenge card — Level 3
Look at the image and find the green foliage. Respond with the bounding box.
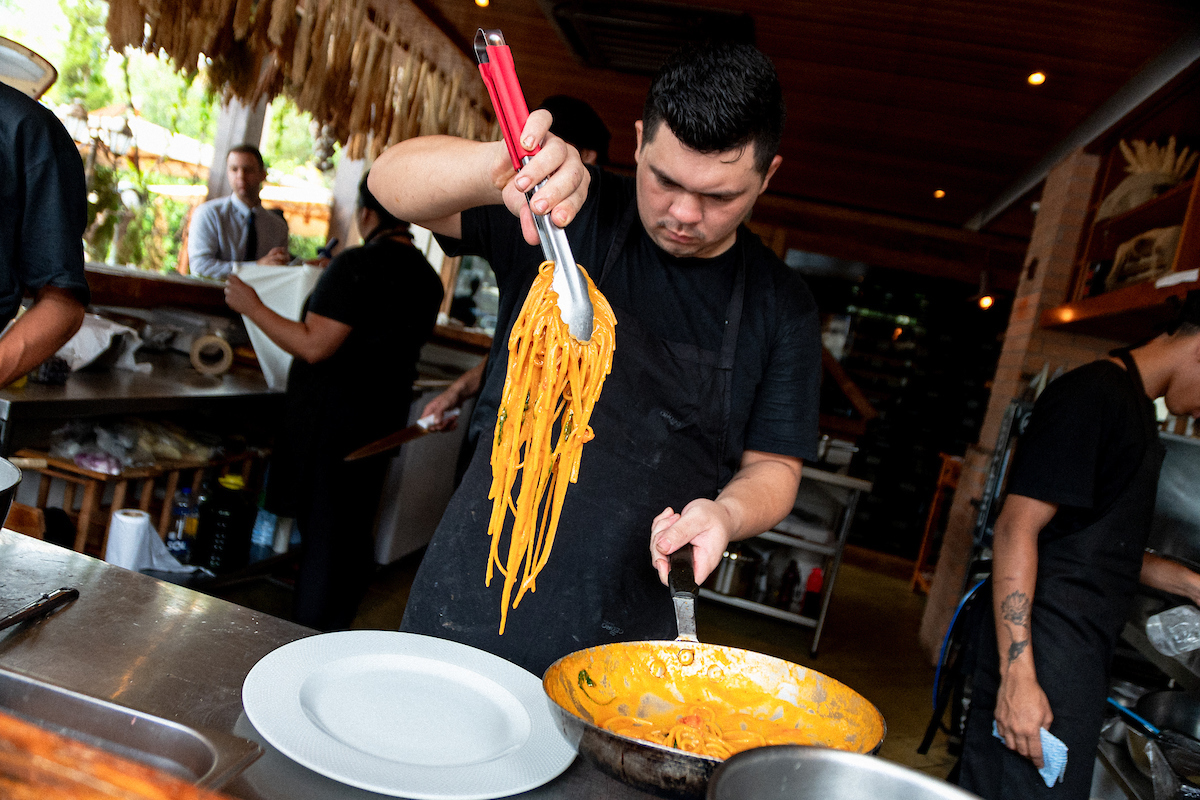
[289,234,325,261]
[49,0,112,109]
[262,96,318,172]
[117,49,219,142]
[84,164,120,261]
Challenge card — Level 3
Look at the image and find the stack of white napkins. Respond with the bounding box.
[993,722,1068,787]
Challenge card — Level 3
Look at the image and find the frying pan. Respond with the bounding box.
[542,550,885,799]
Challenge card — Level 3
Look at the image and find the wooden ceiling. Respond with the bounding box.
[408,0,1199,287]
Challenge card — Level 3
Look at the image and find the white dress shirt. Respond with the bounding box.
[187,194,290,280]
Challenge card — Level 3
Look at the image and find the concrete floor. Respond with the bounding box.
[342,546,958,780]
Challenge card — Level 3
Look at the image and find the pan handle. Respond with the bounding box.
[1108,696,1162,737]
[668,547,698,597]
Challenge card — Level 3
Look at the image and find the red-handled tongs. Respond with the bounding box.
[475,28,594,342]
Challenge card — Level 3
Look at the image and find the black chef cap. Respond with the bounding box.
[538,95,611,164]
[1166,290,1200,335]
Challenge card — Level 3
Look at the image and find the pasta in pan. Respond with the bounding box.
[602,703,816,759]
[487,260,616,634]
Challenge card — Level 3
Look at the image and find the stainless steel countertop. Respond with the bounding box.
[0,351,276,419]
[0,530,659,800]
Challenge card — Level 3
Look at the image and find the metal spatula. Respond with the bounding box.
[474,28,594,342]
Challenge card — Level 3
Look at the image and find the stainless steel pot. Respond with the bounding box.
[1126,690,1200,780]
[707,746,982,800]
[0,457,21,525]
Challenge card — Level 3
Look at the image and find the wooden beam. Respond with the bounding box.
[751,193,1028,290]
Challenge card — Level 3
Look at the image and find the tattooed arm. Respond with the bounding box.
[991,494,1058,769]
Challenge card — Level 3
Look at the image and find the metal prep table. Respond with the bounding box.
[0,350,282,455]
[0,529,663,799]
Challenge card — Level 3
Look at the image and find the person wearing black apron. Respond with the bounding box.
[374,41,823,676]
[959,301,1200,799]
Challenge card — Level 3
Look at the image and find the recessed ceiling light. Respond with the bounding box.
[1028,72,1046,85]
[933,189,946,199]
[476,0,489,6]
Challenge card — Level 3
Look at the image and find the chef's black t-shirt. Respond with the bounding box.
[0,83,90,326]
[1006,359,1157,540]
[437,165,822,468]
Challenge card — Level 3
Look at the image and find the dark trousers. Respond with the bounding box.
[291,457,388,631]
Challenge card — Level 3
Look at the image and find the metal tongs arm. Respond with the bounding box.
[474,28,594,342]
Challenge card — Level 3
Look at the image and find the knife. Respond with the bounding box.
[343,409,460,461]
[0,587,79,633]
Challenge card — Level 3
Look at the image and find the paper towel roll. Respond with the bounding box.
[191,334,233,375]
[104,509,193,573]
[105,509,155,571]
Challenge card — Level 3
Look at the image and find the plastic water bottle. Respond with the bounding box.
[166,487,198,564]
[1146,605,1200,656]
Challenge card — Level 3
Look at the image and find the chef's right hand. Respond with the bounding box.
[994,666,1053,769]
[492,109,590,248]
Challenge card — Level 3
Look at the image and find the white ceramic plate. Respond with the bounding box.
[242,631,576,799]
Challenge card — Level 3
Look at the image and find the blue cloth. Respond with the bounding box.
[993,721,1069,787]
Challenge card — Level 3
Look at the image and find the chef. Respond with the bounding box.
[369,40,822,675]
[0,81,89,387]
[959,291,1200,799]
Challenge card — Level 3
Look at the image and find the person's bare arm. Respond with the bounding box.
[991,494,1058,769]
[0,286,85,387]
[421,358,486,430]
[649,450,803,585]
[1141,553,1200,605]
[225,275,350,364]
[368,111,590,246]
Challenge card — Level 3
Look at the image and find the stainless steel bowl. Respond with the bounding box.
[1126,690,1200,779]
[0,457,21,525]
[708,746,981,800]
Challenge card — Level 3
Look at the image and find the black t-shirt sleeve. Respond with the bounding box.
[1006,364,1139,510]
[305,251,361,326]
[17,102,90,306]
[742,270,822,461]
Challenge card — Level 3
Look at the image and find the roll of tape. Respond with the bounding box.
[191,334,233,375]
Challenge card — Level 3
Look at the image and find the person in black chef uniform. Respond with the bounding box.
[0,81,89,386]
[224,174,444,630]
[959,291,1200,800]
[369,40,822,675]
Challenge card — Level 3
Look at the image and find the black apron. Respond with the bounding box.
[401,202,746,676]
[960,350,1165,800]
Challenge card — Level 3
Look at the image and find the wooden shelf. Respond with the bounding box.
[1041,278,1196,341]
[1088,179,1194,263]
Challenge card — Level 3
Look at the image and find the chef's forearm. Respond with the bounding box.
[369,136,507,238]
[1141,552,1200,606]
[0,286,85,387]
[717,450,803,542]
[242,304,348,364]
[991,495,1055,679]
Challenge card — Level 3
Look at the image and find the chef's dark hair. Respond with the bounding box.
[538,95,611,164]
[358,173,409,234]
[1167,290,1200,336]
[641,40,784,175]
[227,143,265,170]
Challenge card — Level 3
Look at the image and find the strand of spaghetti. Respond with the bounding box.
[488,261,615,633]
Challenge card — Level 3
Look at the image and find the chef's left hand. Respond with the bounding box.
[650,499,735,586]
[224,275,263,315]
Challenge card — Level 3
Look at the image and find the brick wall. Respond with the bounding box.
[917,147,1134,661]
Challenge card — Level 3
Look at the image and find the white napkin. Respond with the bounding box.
[234,264,323,389]
[104,509,194,573]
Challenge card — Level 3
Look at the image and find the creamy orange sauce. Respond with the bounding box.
[544,641,885,761]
